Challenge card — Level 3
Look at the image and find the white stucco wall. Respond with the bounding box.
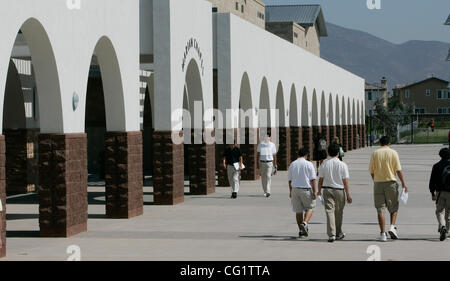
[215,13,365,129]
[0,0,140,134]
[153,0,213,131]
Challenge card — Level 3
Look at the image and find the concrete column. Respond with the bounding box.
[0,136,5,258]
[277,127,290,171]
[290,126,302,164]
[152,131,184,205]
[239,128,259,181]
[4,129,39,195]
[186,130,215,195]
[302,126,313,160]
[38,134,87,237]
[104,132,143,218]
[342,125,349,152]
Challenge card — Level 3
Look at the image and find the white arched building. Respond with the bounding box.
[0,0,365,258]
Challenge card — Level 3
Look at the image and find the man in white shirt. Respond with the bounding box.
[257,134,277,197]
[318,143,352,242]
[288,147,317,238]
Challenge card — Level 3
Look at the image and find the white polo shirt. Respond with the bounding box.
[288,158,317,188]
[318,157,350,189]
[257,141,277,161]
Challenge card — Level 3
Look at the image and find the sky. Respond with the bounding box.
[264,0,450,44]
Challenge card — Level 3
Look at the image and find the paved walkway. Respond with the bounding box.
[2,144,450,261]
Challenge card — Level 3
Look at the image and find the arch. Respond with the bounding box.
[143,75,154,176]
[3,60,26,129]
[238,72,253,128]
[301,87,309,126]
[258,77,270,130]
[289,84,298,126]
[347,98,351,126]
[352,99,356,125]
[184,59,204,129]
[328,93,334,127]
[335,94,340,126]
[3,18,63,133]
[320,91,327,126]
[361,101,365,124]
[275,81,285,128]
[90,36,126,131]
[357,100,360,125]
[311,90,319,126]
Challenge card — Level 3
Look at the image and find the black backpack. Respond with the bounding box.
[441,161,450,191]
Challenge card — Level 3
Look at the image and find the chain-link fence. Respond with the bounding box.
[366,113,450,145]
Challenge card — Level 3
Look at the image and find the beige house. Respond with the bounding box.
[208,0,266,29]
[393,77,450,114]
[265,4,328,56]
[365,77,388,116]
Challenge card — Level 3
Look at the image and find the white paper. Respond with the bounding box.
[317,195,324,205]
[400,188,408,205]
[233,163,245,171]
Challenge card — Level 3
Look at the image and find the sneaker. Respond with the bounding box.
[328,236,336,243]
[336,233,346,240]
[440,226,447,241]
[379,232,387,242]
[388,225,399,240]
[265,193,271,198]
[231,192,237,199]
[300,222,309,238]
[298,231,305,238]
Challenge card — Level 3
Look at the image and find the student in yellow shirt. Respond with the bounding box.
[369,136,408,242]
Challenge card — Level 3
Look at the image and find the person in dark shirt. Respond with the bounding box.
[223,143,243,199]
[429,148,450,241]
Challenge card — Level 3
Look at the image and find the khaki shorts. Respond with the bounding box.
[374,181,399,214]
[291,188,316,213]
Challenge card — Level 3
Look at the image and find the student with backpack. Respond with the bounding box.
[332,137,345,161]
[429,148,450,241]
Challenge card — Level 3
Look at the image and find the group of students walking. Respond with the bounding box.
[223,134,450,242]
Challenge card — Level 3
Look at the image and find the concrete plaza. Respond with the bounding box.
[2,144,450,261]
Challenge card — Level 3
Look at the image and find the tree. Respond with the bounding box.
[372,96,414,142]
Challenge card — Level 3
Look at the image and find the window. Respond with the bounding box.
[415,108,425,114]
[235,2,238,10]
[404,89,410,99]
[293,32,298,38]
[241,5,244,13]
[212,7,217,12]
[425,89,431,96]
[437,89,449,99]
[438,108,448,114]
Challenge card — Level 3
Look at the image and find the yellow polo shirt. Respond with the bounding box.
[369,146,402,182]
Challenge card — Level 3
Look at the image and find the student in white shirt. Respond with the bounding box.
[288,147,317,238]
[257,134,277,198]
[318,143,352,242]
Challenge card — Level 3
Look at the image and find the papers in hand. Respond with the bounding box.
[400,188,408,205]
[317,195,324,205]
[233,162,245,171]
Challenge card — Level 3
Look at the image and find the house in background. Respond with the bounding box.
[208,0,266,29]
[265,4,328,56]
[393,77,450,114]
[365,77,388,116]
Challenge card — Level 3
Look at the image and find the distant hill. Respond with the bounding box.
[321,22,450,89]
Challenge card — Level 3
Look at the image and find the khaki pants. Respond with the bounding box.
[227,165,240,193]
[374,181,399,214]
[323,188,346,237]
[436,191,450,232]
[260,161,273,194]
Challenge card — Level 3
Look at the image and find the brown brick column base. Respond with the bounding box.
[302,127,313,160]
[347,124,353,151]
[342,125,349,152]
[105,132,143,218]
[0,136,6,258]
[335,125,342,147]
[352,125,358,150]
[152,131,184,205]
[290,126,302,163]
[187,130,215,195]
[329,126,336,142]
[362,125,366,147]
[239,128,259,181]
[277,127,290,171]
[4,129,39,195]
[321,126,330,147]
[38,133,87,237]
